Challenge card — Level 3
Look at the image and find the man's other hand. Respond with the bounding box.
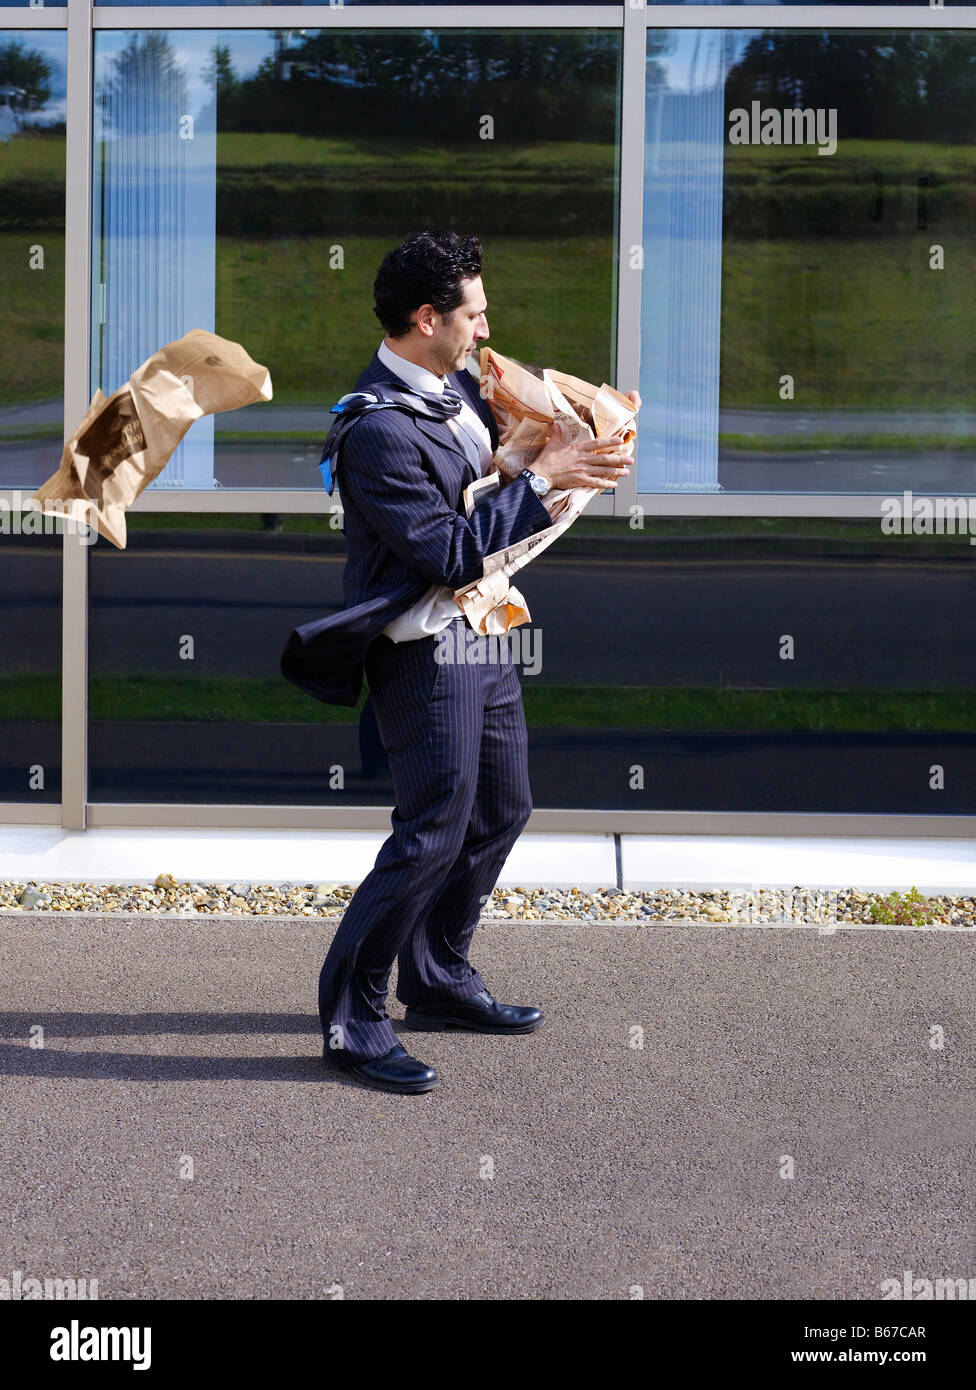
[531,419,634,492]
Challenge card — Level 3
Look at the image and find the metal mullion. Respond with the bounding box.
[644,5,976,28]
[91,6,624,30]
[0,11,65,28]
[100,490,615,513]
[87,6,976,32]
[0,485,612,513]
[0,805,61,825]
[613,0,645,518]
[83,802,976,839]
[632,493,970,518]
[61,0,94,832]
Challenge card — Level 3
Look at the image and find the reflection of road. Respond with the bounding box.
[4,544,976,690]
[0,398,64,430]
[4,538,976,809]
[720,449,976,492]
[720,407,976,437]
[9,720,976,814]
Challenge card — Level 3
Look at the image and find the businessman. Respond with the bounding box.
[281,228,637,1094]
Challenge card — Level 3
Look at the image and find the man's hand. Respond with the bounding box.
[530,388,640,492]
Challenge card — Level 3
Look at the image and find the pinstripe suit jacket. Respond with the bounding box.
[279,349,553,706]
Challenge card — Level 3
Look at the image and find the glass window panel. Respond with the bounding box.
[0,29,66,491]
[87,510,976,814]
[92,27,620,491]
[0,512,62,803]
[522,513,976,813]
[639,28,976,494]
[88,510,373,805]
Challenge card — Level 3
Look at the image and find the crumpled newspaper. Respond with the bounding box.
[452,347,636,635]
[29,330,272,548]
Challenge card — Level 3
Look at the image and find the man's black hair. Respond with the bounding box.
[373,228,484,340]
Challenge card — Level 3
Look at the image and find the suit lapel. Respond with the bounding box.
[356,353,493,485]
[413,415,478,480]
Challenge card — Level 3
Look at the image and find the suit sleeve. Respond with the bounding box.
[337,413,554,590]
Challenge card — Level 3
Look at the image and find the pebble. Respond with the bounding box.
[0,880,970,926]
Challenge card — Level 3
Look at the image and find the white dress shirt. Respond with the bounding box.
[375,338,494,643]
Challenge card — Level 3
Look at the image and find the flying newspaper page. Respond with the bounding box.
[28,330,272,549]
[452,347,637,635]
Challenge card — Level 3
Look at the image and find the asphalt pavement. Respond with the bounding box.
[0,913,972,1300]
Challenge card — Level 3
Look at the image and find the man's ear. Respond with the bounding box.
[414,303,436,334]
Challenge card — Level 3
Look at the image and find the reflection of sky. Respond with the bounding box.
[0,29,68,130]
[651,29,758,92]
[94,29,278,126]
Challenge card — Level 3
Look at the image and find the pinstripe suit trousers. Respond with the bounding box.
[318,616,533,1061]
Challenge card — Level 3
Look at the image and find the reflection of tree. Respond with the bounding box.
[97,33,188,133]
[726,31,976,142]
[218,31,629,141]
[203,43,238,101]
[0,39,52,128]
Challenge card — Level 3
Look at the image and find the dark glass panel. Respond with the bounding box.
[88,511,976,813]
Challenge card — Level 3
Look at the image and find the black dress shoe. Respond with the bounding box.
[403,988,544,1035]
[322,1041,439,1094]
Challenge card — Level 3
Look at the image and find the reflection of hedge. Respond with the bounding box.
[220,80,618,147]
[8,168,971,238]
[215,174,614,237]
[721,171,975,238]
[0,179,64,231]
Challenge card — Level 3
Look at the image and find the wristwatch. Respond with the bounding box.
[520,467,551,498]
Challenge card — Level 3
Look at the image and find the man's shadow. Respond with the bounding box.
[0,1011,411,1089]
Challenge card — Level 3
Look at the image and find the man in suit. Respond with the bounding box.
[284,229,636,1094]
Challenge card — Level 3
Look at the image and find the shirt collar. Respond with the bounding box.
[377,338,449,396]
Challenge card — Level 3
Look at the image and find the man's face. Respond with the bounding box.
[434,275,490,376]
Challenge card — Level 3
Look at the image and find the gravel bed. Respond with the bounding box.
[0,876,972,927]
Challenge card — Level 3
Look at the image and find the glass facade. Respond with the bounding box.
[2,6,974,826]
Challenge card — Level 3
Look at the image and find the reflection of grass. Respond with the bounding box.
[112,513,974,546]
[0,233,64,407]
[520,686,976,732]
[0,134,66,179]
[215,234,613,406]
[3,674,976,732]
[726,137,976,177]
[721,236,976,411]
[215,132,616,176]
